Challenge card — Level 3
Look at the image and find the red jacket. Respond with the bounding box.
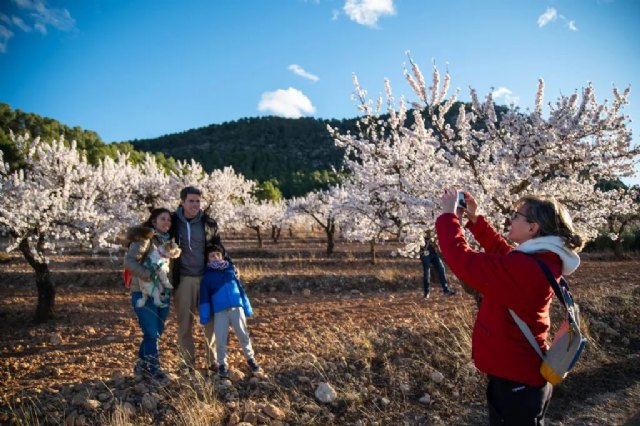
[435,213,558,386]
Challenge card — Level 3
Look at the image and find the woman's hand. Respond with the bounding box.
[462,191,479,224]
[440,187,460,216]
[441,189,480,224]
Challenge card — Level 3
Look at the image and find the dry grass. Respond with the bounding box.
[101,405,135,426]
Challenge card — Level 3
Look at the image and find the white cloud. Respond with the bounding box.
[288,64,319,82]
[537,8,557,28]
[343,0,395,27]
[0,0,75,52]
[12,15,32,32]
[258,88,316,118]
[568,20,578,31]
[332,9,340,21]
[34,22,46,34]
[492,87,519,106]
[11,0,76,32]
[0,25,14,53]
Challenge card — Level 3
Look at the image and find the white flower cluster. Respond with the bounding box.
[329,56,639,254]
[0,133,283,264]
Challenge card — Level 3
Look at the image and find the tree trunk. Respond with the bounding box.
[19,236,55,323]
[325,219,335,256]
[271,225,281,244]
[613,238,626,259]
[370,240,376,264]
[609,219,628,260]
[253,226,263,248]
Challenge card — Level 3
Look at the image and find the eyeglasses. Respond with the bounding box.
[510,210,532,222]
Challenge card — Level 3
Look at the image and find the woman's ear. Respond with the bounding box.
[529,222,540,236]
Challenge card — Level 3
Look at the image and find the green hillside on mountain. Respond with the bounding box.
[126,116,359,198]
[0,103,174,170]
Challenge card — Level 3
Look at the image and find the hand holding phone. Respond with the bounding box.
[457,192,467,209]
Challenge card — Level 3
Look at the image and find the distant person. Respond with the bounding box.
[123,208,174,386]
[419,234,455,298]
[199,244,261,379]
[435,189,583,425]
[171,186,225,371]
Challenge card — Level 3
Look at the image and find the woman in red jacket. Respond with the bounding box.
[435,188,583,425]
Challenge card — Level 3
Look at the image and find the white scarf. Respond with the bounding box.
[514,236,580,276]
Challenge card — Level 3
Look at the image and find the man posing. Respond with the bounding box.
[171,186,221,370]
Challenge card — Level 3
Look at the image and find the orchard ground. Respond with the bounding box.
[0,233,639,425]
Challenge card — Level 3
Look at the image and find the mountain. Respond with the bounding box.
[124,115,360,198]
[0,103,174,170]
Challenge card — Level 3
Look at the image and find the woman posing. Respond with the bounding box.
[124,208,174,386]
[435,189,583,425]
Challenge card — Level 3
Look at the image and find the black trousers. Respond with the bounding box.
[487,376,552,425]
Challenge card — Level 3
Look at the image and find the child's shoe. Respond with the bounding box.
[218,364,229,379]
[247,358,262,374]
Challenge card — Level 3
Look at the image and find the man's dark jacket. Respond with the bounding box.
[170,211,222,289]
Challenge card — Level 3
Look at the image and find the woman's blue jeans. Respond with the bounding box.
[132,291,170,375]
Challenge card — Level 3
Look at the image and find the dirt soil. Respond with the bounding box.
[0,236,639,425]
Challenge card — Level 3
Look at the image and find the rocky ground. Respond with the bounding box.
[0,236,639,425]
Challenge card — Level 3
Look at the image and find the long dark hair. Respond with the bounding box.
[142,208,172,230]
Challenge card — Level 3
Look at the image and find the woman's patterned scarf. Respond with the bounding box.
[155,230,170,242]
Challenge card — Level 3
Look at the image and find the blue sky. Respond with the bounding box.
[1,0,638,181]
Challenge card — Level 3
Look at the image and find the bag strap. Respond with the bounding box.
[521,253,580,326]
[523,253,566,306]
[509,310,545,359]
[508,252,573,360]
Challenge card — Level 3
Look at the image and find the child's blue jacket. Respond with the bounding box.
[199,263,253,325]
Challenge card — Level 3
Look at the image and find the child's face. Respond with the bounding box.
[208,251,223,262]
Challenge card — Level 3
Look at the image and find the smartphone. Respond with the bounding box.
[457,192,467,209]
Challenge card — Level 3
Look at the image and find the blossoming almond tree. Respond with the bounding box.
[593,186,640,257]
[330,75,448,260]
[234,198,286,248]
[131,154,174,213]
[0,135,107,322]
[204,167,255,229]
[331,55,639,252]
[288,187,346,255]
[91,153,149,251]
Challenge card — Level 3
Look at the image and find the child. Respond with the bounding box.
[199,244,261,378]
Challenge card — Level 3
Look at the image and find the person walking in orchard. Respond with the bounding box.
[171,186,226,371]
[419,234,455,298]
[435,189,584,425]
